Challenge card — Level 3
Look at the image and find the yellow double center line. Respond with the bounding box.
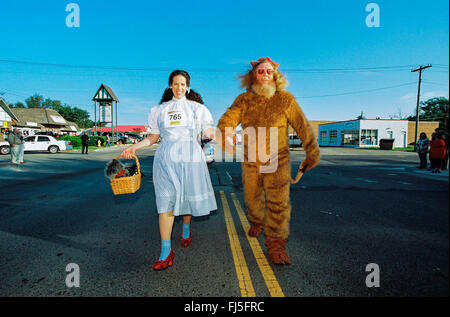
[220,190,284,297]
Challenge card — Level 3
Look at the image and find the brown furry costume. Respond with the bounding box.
[217,58,320,264]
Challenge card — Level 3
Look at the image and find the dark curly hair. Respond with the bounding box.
[159,70,204,104]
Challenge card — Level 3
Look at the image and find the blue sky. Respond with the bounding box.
[0,0,448,125]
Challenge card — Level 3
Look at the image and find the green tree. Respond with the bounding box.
[408,97,449,132]
[9,101,26,108]
[21,95,96,129]
[53,103,94,129]
[25,94,44,108]
[67,106,91,128]
[42,98,63,110]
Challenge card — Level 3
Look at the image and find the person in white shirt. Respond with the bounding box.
[121,70,217,270]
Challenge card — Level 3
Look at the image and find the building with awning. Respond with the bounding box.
[10,108,81,136]
[0,98,18,123]
[90,125,147,134]
[0,97,20,141]
[61,121,81,135]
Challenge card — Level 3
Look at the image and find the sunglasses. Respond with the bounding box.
[257,69,274,75]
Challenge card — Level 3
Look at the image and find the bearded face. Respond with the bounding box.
[239,59,288,97]
[251,62,276,98]
[255,62,275,85]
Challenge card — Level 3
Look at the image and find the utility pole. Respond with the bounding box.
[411,65,432,147]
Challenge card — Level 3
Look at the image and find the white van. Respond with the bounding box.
[288,134,302,148]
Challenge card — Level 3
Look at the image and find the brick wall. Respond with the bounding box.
[407,121,440,144]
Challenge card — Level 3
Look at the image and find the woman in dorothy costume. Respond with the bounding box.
[121,70,217,270]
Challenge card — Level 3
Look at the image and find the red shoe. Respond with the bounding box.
[152,249,175,270]
[180,230,192,247]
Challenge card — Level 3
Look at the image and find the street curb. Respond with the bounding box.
[405,167,449,181]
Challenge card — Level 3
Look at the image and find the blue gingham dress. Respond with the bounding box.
[148,96,217,216]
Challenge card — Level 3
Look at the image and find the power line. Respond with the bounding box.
[296,82,417,99]
[3,81,421,104]
[422,80,450,87]
[0,59,171,72]
[284,65,417,73]
[1,60,444,112]
[0,58,430,74]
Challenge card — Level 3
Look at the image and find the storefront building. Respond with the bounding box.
[318,119,409,148]
[0,98,19,142]
[10,108,80,136]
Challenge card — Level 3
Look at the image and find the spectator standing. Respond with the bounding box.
[81,131,90,154]
[439,129,448,170]
[106,134,111,147]
[18,131,25,164]
[429,133,446,173]
[415,132,430,169]
[7,128,22,164]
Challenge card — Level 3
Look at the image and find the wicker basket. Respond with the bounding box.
[109,154,141,195]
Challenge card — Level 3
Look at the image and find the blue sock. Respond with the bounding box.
[182,223,190,239]
[159,240,171,261]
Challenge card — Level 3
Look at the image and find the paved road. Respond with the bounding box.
[0,146,448,297]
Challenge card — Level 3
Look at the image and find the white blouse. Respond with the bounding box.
[147,96,214,140]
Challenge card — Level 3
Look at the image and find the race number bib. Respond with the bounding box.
[164,110,187,128]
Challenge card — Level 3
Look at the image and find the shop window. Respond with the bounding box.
[341,130,359,145]
[319,131,327,143]
[361,129,378,145]
[329,130,338,144]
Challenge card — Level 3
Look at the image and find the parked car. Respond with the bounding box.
[2,137,69,155]
[4,135,73,154]
[288,134,302,148]
[125,133,144,144]
[0,141,10,155]
[113,133,128,145]
[96,132,127,145]
[26,135,72,153]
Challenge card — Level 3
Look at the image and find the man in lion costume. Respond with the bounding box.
[217,57,320,264]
